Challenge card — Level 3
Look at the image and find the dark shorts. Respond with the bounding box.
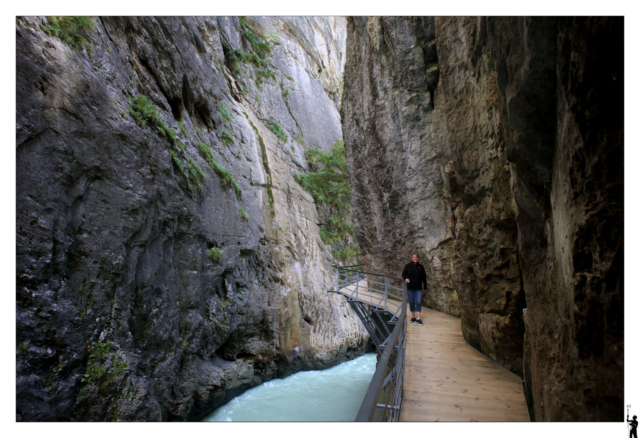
[408,289,422,312]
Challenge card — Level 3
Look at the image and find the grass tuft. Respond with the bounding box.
[128,95,177,144]
[239,207,249,222]
[196,142,242,199]
[170,150,205,193]
[256,69,276,88]
[220,128,235,146]
[219,102,233,122]
[268,120,287,142]
[176,120,188,136]
[208,247,222,263]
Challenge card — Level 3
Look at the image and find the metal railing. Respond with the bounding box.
[328,266,408,422]
[332,267,404,322]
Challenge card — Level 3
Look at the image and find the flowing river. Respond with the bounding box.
[203,353,377,421]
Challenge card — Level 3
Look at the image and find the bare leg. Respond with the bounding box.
[416,312,421,320]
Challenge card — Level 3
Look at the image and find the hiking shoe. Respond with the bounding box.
[410,318,416,323]
[416,319,424,325]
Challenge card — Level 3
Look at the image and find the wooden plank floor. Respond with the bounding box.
[400,308,530,422]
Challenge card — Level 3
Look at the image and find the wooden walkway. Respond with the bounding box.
[400,308,530,421]
[334,281,529,422]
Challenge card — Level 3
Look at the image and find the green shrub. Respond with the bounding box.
[225,18,273,77]
[294,140,359,261]
[197,141,214,162]
[333,243,362,262]
[208,247,222,263]
[41,16,94,52]
[256,69,276,88]
[128,94,160,127]
[239,17,273,60]
[196,142,242,199]
[242,85,249,94]
[81,342,127,391]
[170,150,205,193]
[219,102,233,122]
[293,134,304,145]
[293,140,349,206]
[282,87,290,98]
[186,158,205,191]
[284,74,294,81]
[176,120,188,136]
[239,207,249,222]
[128,94,177,145]
[226,48,267,75]
[220,128,235,146]
[268,120,287,142]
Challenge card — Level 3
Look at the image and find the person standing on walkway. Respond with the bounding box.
[402,253,427,325]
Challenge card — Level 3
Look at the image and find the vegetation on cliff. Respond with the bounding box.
[294,140,360,261]
[40,16,95,52]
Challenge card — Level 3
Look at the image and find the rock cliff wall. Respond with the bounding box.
[341,16,623,421]
[16,16,367,422]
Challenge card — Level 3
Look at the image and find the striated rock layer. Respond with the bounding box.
[16,16,368,421]
[341,16,623,421]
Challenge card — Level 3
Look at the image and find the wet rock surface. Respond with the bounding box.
[16,16,368,422]
[341,16,623,420]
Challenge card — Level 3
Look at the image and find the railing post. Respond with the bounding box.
[355,270,360,300]
[384,276,388,310]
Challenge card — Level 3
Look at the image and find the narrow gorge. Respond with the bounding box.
[16,16,623,422]
[341,17,623,421]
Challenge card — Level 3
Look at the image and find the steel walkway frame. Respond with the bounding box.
[328,266,408,422]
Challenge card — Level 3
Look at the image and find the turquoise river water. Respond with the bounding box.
[203,353,376,421]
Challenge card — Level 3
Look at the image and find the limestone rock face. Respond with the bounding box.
[16,16,367,422]
[433,16,524,376]
[341,16,623,421]
[340,17,460,318]
[483,17,624,422]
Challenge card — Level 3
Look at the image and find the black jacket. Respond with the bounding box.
[402,262,427,290]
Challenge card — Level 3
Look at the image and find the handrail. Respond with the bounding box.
[328,266,407,422]
[355,279,407,421]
